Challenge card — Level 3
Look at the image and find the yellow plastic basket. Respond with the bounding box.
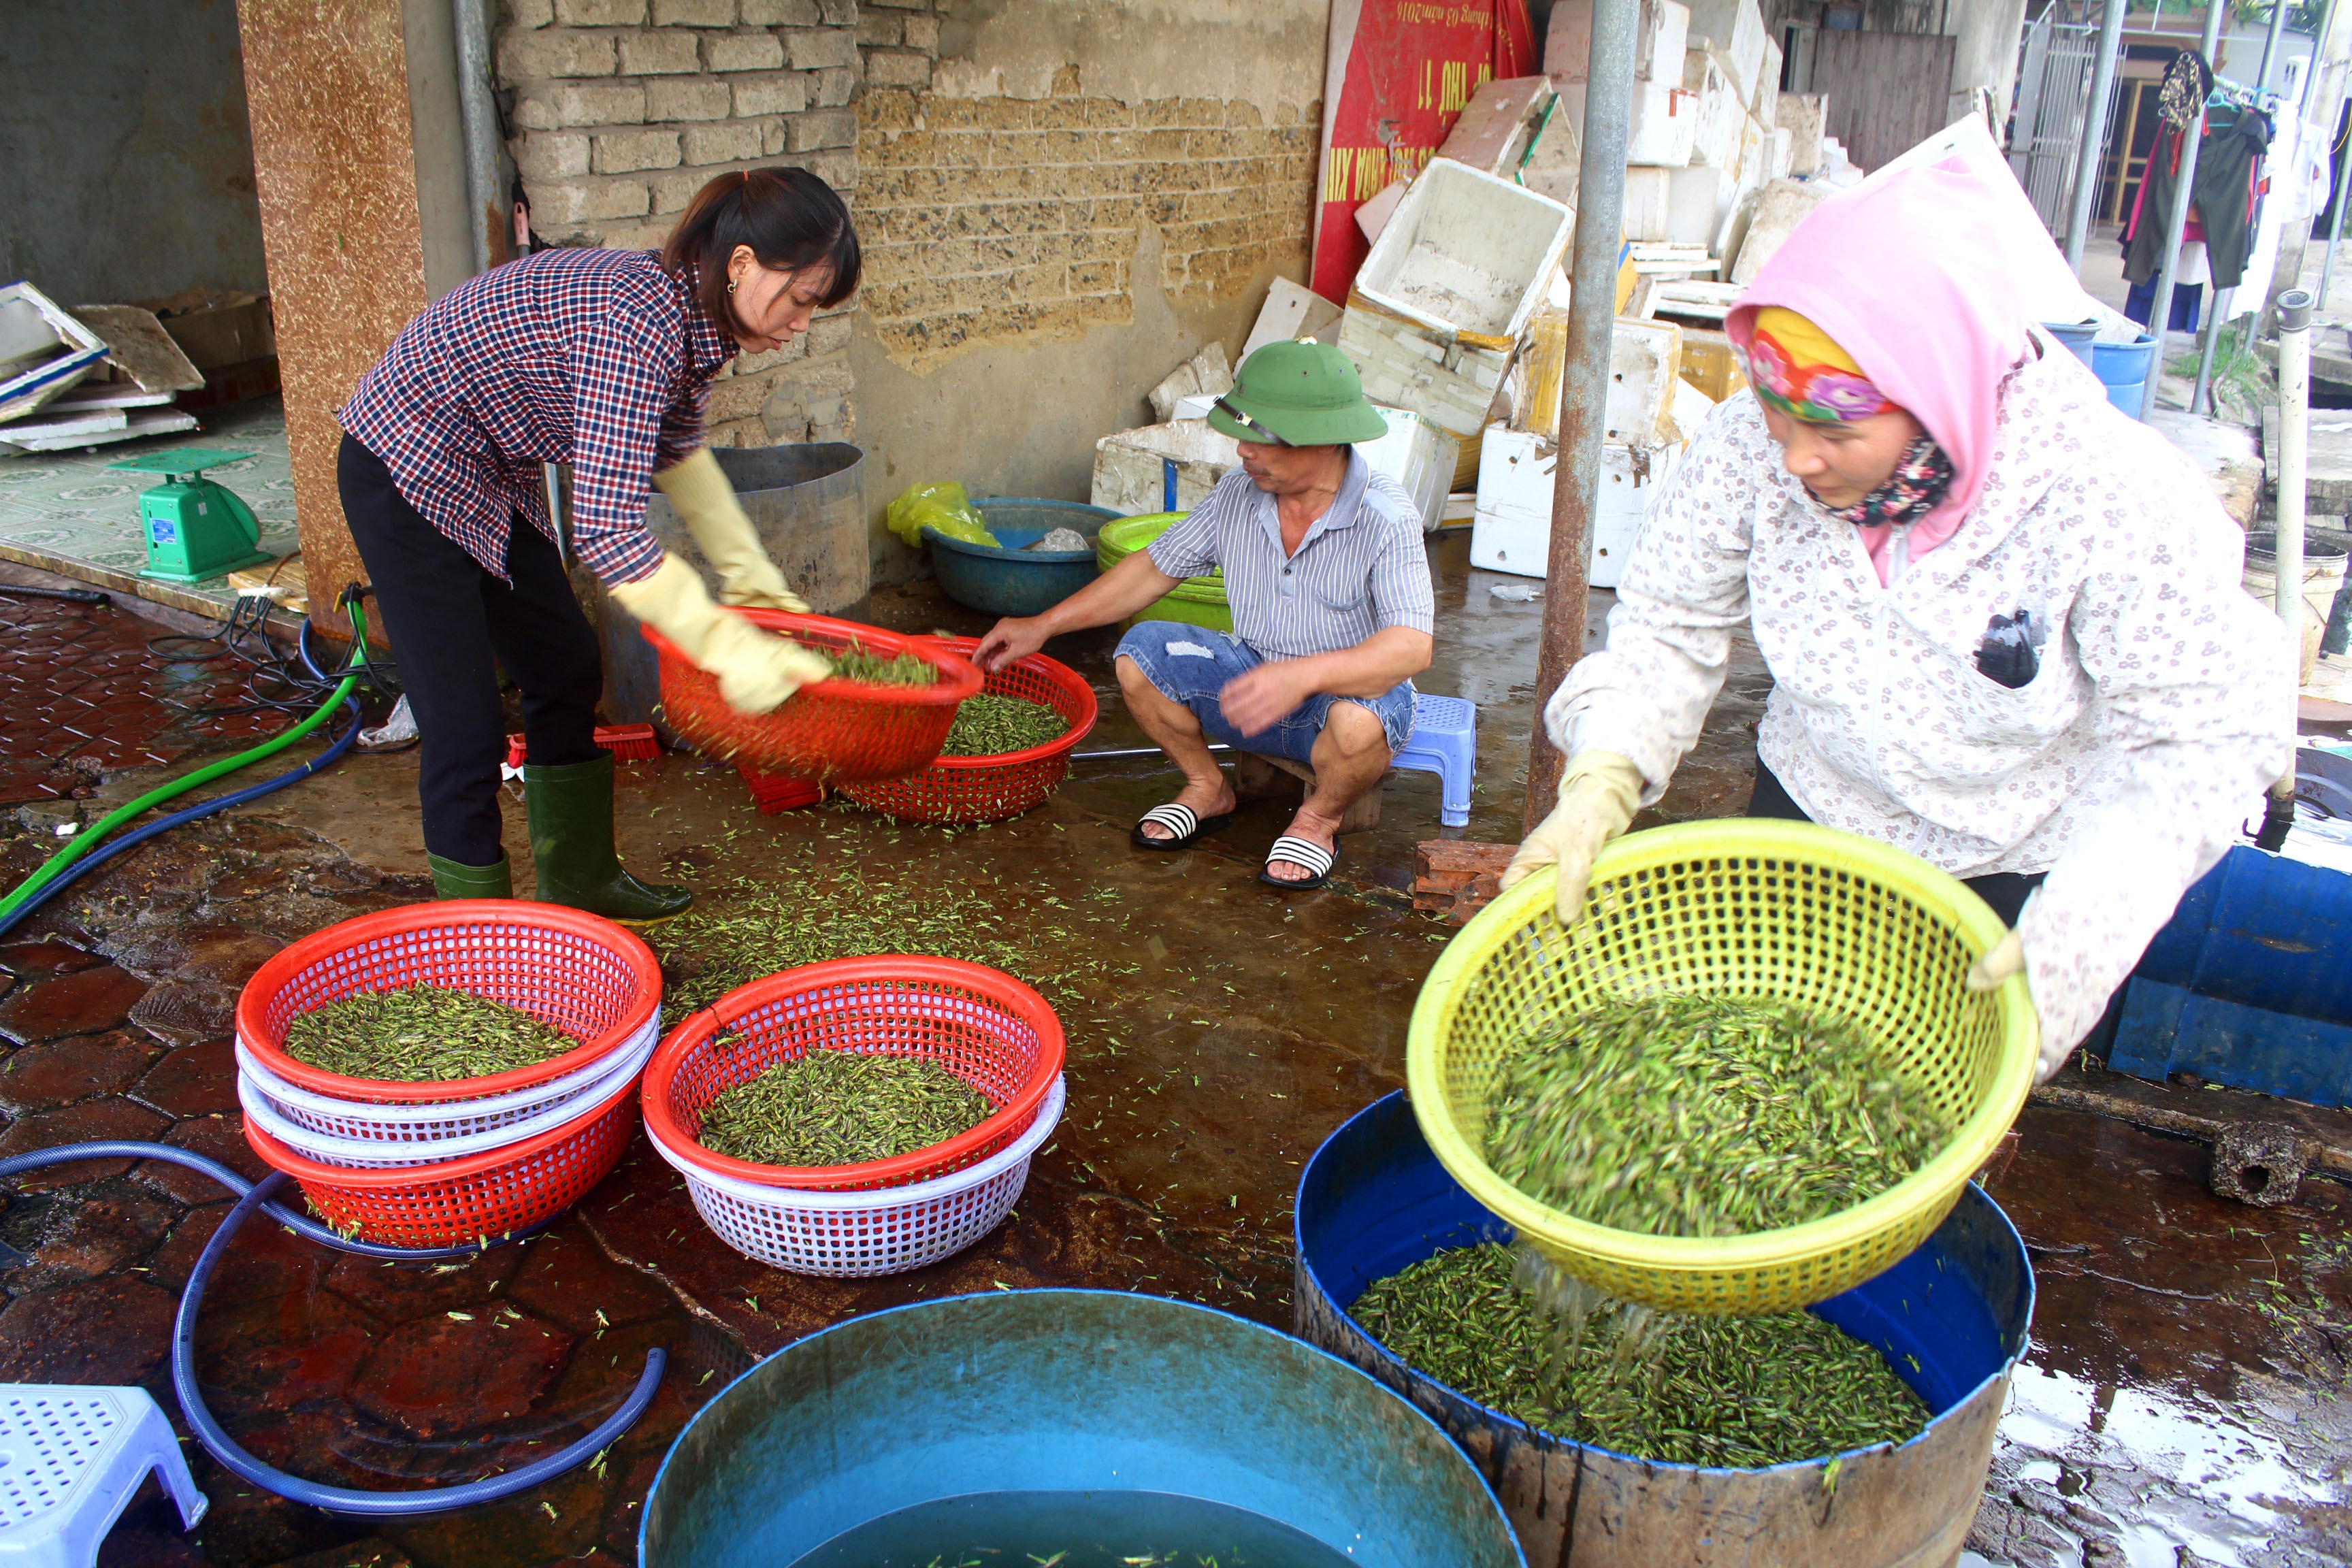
[1405,819,2038,1316]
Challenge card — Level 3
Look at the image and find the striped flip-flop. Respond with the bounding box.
[1130,801,1233,851]
[1259,834,1337,890]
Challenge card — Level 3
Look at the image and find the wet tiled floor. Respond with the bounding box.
[0,544,2338,1567]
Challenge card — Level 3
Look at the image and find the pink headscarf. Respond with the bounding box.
[1725,162,2034,584]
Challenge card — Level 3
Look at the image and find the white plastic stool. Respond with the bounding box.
[0,1386,206,1566]
[1392,694,1477,828]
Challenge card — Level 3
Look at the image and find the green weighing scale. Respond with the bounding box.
[107,447,276,584]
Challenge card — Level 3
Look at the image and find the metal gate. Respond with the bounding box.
[2008,6,2112,233]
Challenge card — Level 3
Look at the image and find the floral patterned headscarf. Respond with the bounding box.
[1745,306,1955,532]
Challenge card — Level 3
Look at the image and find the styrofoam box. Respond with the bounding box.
[1682,52,1742,169]
[1684,0,1766,107]
[1621,166,1676,242]
[1605,318,1682,446]
[1734,112,1769,195]
[1667,163,1737,245]
[1471,424,1681,587]
[1753,35,1783,123]
[1360,406,1463,533]
[1092,419,1238,516]
[1767,125,1794,181]
[1627,82,1699,167]
[1637,0,1692,82]
[1340,159,1574,440]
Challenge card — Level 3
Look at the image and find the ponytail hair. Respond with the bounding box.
[662,167,862,331]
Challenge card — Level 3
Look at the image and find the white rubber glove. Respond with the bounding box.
[1965,930,2065,1081]
[652,448,811,612]
[1498,751,1645,926]
[610,555,832,715]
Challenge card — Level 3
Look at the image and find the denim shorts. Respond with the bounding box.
[1113,620,1417,765]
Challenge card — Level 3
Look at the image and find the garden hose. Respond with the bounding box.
[0,1140,662,1517]
[0,599,374,935]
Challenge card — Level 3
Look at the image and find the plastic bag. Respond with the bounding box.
[885,482,998,549]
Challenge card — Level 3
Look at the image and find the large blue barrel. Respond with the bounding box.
[2042,319,2097,367]
[1294,1093,2034,1568]
[642,1288,1524,1567]
[2091,333,2157,419]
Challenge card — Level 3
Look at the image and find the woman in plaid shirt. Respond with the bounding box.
[338,167,859,919]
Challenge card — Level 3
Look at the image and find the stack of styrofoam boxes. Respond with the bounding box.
[1471,313,1685,587]
[1656,0,1779,258]
[1776,94,1828,177]
[1337,159,1574,446]
[1550,0,1697,242]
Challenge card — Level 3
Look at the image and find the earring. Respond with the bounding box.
[727,278,738,295]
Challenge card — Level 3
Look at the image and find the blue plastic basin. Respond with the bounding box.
[2091,333,2157,387]
[1293,1092,2034,1567]
[2042,318,2098,367]
[641,1288,1525,1567]
[924,497,1117,618]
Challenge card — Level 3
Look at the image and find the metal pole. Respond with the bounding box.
[2191,285,2233,414]
[1526,0,1640,830]
[2259,0,2293,90]
[453,0,503,275]
[2278,289,2313,643]
[2066,0,2132,271]
[2141,5,2230,419]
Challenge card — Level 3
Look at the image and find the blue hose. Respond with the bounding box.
[0,1141,662,1516]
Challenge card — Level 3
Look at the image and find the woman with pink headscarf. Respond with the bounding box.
[1502,161,2296,1081]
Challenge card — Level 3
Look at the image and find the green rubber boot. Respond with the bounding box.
[523,752,693,924]
[427,851,513,900]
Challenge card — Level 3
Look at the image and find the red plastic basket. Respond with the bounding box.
[235,901,664,1105]
[642,956,1066,1192]
[242,1073,638,1247]
[736,762,823,815]
[641,610,983,783]
[838,638,1099,824]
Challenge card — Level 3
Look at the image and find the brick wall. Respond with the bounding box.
[851,3,1320,373]
[495,0,859,446]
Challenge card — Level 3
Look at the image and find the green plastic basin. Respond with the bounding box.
[1097,512,1232,633]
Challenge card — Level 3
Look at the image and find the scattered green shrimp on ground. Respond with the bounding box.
[1484,993,1948,1237]
[280,983,574,1082]
[1353,1243,1930,1467]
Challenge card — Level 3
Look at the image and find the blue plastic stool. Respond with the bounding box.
[0,1386,206,1565]
[1392,695,1476,828]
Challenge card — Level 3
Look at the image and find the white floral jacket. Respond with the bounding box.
[1550,338,2298,1055]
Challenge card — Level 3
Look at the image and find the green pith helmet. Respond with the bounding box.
[1206,340,1390,447]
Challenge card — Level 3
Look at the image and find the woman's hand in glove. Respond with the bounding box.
[653,448,811,612]
[610,555,831,714]
[1965,930,2068,1081]
[1498,751,1645,926]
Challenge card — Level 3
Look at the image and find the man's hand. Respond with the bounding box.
[974,616,1049,672]
[1219,659,1315,736]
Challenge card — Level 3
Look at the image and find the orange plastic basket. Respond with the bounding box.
[642,956,1066,1192]
[235,901,664,1105]
[641,610,983,782]
[242,1074,638,1248]
[839,638,1099,824]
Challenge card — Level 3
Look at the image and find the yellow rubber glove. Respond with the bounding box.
[610,555,832,715]
[1965,930,2061,1081]
[652,448,811,612]
[1498,751,1645,926]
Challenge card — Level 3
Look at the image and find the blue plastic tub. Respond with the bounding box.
[924,497,1117,618]
[2091,333,2156,418]
[1293,1093,2034,1568]
[2042,318,2097,367]
[641,1288,1524,1567]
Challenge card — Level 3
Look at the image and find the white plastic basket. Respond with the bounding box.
[232,1011,660,1143]
[235,1029,658,1169]
[647,1075,1066,1277]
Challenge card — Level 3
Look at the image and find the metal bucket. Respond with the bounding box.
[640,1288,1524,1567]
[1294,1093,2034,1568]
[583,442,867,736]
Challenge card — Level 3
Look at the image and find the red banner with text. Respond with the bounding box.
[1311,0,1535,303]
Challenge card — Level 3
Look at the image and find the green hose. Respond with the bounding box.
[0,602,372,928]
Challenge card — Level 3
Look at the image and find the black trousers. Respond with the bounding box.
[1746,758,2044,926]
[338,435,602,866]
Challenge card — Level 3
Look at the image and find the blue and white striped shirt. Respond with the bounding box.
[1145,450,1435,660]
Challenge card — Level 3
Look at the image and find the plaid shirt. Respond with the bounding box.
[340,247,736,586]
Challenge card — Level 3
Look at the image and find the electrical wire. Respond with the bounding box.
[149,591,398,721]
[0,1141,661,1516]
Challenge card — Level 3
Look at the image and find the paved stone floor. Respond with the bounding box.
[0,538,2338,1567]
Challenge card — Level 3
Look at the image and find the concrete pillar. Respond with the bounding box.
[1947,0,2031,126]
[232,0,471,641]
